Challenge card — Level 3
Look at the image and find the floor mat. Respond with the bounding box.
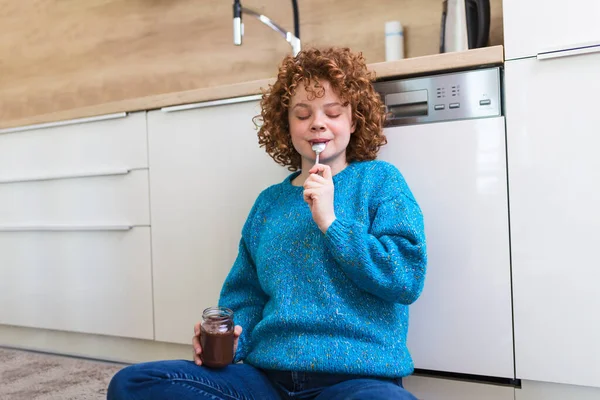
[0,347,125,400]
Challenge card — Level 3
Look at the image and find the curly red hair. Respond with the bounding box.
[255,47,387,171]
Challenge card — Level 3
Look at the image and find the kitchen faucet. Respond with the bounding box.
[233,0,301,56]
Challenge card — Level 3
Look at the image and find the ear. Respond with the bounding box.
[350,120,357,134]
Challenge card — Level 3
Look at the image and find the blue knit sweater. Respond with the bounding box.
[219,160,427,378]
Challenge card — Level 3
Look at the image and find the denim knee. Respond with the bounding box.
[107,360,280,400]
[107,363,148,400]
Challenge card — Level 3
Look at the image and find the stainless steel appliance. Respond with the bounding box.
[441,0,491,53]
[376,67,500,126]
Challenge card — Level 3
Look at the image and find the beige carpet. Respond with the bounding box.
[0,347,126,400]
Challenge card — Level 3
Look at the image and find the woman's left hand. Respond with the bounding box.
[303,164,336,233]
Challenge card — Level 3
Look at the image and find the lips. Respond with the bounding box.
[310,139,330,145]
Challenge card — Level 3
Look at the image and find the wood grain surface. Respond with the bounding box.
[0,0,504,129]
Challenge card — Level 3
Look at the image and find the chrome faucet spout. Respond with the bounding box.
[232,1,301,56]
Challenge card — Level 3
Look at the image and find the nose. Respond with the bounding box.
[310,120,326,132]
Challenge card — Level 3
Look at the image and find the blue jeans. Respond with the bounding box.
[107,360,418,400]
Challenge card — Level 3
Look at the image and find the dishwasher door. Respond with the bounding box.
[377,116,514,379]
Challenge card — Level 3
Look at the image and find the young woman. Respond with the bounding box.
[108,47,427,400]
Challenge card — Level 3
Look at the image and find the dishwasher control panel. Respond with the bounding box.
[373,67,501,126]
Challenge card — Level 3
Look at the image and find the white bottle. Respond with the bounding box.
[385,21,405,61]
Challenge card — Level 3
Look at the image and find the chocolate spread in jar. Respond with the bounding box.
[200,307,235,368]
[200,327,234,368]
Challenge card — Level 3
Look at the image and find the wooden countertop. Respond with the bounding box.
[1,46,503,130]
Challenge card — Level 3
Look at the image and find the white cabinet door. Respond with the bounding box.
[504,0,600,59]
[0,170,150,227]
[378,117,514,378]
[505,54,600,388]
[404,375,514,400]
[0,112,148,180]
[0,228,154,340]
[148,101,289,344]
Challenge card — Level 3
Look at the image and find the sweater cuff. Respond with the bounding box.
[324,218,364,260]
[325,218,350,243]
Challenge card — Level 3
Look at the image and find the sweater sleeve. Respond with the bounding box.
[218,200,269,362]
[324,190,427,305]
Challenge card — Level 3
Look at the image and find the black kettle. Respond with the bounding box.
[440,0,490,53]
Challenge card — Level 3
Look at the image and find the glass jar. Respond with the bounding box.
[200,306,235,368]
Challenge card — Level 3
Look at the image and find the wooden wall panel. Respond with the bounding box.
[0,0,503,126]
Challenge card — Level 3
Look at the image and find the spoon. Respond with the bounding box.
[312,142,327,165]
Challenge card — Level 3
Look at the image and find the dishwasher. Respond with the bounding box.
[373,67,514,380]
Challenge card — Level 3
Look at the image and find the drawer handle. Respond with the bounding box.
[161,95,262,112]
[537,42,600,60]
[0,112,127,135]
[0,167,131,184]
[0,225,133,232]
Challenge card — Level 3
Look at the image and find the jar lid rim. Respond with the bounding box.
[202,306,234,319]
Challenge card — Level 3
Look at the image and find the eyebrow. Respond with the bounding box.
[291,102,343,110]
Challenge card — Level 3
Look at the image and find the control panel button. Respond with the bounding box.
[434,104,445,110]
[449,103,460,109]
[479,99,491,106]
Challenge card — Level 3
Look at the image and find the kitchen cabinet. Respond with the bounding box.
[503,0,600,60]
[0,112,154,339]
[0,170,149,227]
[505,53,600,388]
[403,375,514,400]
[0,228,154,339]
[0,112,148,179]
[147,100,288,344]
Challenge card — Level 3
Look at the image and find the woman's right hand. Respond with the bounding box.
[192,322,243,366]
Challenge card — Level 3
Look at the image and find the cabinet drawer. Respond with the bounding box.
[0,228,153,339]
[0,169,150,227]
[0,112,147,181]
[404,375,514,400]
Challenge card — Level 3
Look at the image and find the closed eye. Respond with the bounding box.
[295,114,340,120]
